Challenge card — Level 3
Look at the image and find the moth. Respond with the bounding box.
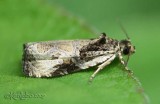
[23,33,135,82]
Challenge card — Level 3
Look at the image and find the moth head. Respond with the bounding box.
[120,39,135,55]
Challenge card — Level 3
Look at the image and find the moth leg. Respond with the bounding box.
[118,52,133,75]
[89,55,116,82]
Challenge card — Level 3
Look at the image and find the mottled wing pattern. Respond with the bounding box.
[23,35,119,77]
[23,40,90,77]
[77,34,118,69]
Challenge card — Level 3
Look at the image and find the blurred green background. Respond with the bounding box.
[51,0,160,103]
[0,0,159,104]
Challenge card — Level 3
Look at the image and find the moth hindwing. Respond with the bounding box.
[23,33,135,82]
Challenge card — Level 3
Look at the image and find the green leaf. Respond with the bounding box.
[0,0,148,104]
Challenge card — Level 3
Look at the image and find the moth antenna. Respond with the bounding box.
[117,19,130,40]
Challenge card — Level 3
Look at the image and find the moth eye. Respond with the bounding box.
[123,47,129,55]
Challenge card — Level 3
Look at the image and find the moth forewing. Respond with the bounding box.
[23,39,91,77]
[23,33,135,81]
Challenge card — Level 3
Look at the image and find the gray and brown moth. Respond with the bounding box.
[23,33,135,82]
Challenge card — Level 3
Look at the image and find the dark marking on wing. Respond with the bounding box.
[79,34,119,59]
[23,61,30,76]
[51,59,80,76]
[79,34,108,59]
[80,34,106,52]
[23,44,35,76]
